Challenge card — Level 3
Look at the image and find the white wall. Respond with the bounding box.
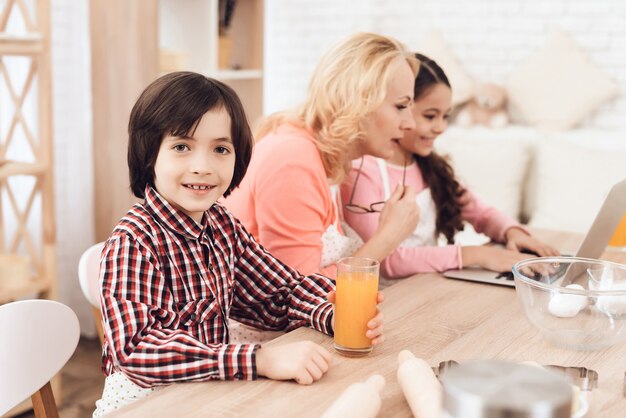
[265,0,626,130]
[51,0,96,337]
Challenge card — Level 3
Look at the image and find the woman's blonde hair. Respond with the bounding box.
[256,32,418,183]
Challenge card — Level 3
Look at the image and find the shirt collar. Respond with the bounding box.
[144,185,209,240]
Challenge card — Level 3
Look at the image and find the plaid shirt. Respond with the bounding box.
[100,186,334,388]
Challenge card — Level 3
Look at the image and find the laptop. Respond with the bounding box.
[443,178,626,287]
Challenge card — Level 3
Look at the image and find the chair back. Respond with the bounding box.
[0,299,80,416]
[78,242,105,308]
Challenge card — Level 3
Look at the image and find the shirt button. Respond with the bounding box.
[234,371,243,379]
[208,264,214,271]
[189,313,197,321]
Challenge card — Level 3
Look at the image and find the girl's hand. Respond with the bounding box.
[462,245,538,273]
[327,291,385,346]
[505,227,560,257]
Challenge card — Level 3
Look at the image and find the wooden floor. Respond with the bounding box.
[15,337,104,418]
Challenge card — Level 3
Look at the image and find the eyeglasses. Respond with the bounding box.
[344,155,408,214]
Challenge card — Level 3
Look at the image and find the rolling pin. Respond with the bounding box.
[397,350,442,418]
[321,374,385,418]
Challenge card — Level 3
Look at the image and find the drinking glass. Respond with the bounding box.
[333,257,379,357]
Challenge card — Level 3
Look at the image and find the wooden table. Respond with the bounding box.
[111,229,626,417]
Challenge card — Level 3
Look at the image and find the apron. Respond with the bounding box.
[320,185,364,269]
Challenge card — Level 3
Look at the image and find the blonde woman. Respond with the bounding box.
[224,32,420,290]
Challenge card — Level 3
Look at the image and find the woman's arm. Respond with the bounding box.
[246,139,335,277]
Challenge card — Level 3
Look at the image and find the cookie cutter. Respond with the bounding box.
[431,360,459,378]
[545,365,598,391]
[431,361,598,392]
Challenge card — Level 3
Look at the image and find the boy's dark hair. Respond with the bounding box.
[412,54,465,244]
[127,72,253,199]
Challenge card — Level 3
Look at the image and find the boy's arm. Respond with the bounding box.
[101,235,260,387]
[229,216,335,336]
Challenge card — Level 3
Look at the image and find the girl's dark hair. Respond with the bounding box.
[127,71,253,199]
[412,54,465,244]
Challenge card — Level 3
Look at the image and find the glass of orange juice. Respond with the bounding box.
[333,257,379,357]
[608,213,626,251]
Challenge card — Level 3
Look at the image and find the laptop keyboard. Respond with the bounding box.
[495,271,515,282]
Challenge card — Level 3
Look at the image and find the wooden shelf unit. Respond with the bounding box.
[0,0,55,299]
[158,0,265,125]
[0,0,56,414]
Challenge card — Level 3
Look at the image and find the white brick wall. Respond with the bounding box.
[265,0,626,130]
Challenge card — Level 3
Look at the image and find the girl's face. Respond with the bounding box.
[153,108,235,223]
[398,83,452,157]
[357,58,416,160]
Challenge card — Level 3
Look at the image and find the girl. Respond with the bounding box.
[94,72,384,416]
[340,54,559,279]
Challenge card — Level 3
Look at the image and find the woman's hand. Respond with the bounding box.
[352,184,419,262]
[505,227,560,257]
[377,185,419,244]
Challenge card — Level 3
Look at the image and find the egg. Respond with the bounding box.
[595,284,626,316]
[548,284,588,318]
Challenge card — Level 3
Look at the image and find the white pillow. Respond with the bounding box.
[506,29,618,131]
[414,31,474,107]
[436,126,536,221]
[529,137,626,234]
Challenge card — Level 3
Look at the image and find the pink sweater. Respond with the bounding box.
[223,125,338,278]
[340,156,521,278]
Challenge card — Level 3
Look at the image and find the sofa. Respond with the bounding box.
[436,126,626,242]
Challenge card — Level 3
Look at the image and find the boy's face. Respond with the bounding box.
[154,108,234,223]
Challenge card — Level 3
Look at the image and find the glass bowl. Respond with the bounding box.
[513,257,626,351]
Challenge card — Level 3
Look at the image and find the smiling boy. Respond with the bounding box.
[94,72,385,416]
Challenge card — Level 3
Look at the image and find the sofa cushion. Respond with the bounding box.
[506,29,618,131]
[437,126,536,221]
[528,136,626,234]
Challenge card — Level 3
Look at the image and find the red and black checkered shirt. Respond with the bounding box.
[100,186,334,388]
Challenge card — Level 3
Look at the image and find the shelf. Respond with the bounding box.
[0,161,46,178]
[158,0,264,123]
[209,69,263,80]
[0,34,44,55]
[0,275,50,303]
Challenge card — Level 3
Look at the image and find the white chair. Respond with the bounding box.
[78,241,105,345]
[0,299,80,417]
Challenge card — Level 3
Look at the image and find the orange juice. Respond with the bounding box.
[608,213,626,249]
[334,270,378,353]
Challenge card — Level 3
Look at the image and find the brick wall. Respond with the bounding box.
[265,0,626,129]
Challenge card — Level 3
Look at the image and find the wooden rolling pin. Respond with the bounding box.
[321,374,385,418]
[397,350,442,418]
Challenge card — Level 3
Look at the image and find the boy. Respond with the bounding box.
[94,72,384,416]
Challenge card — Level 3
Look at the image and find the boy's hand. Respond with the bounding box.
[327,291,385,346]
[256,341,332,385]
